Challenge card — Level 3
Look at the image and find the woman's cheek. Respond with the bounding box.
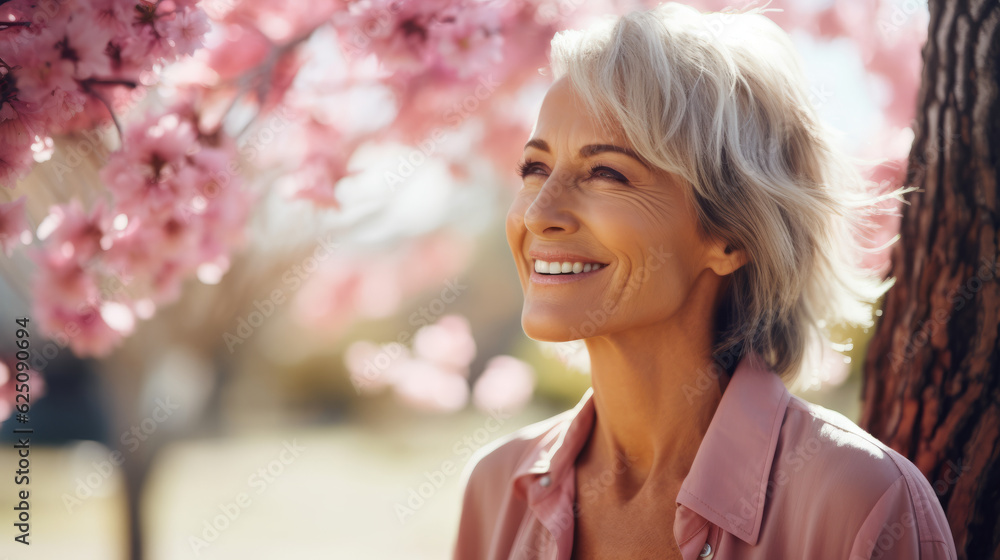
[505,193,532,236]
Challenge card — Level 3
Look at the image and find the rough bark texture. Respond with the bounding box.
[860,1,1000,559]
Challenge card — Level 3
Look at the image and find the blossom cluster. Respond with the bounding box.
[1,0,210,185]
[29,101,250,356]
[345,314,536,414]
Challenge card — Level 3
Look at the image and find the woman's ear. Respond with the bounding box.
[707,240,748,277]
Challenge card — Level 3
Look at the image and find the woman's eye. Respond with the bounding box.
[590,165,630,184]
[515,160,545,179]
[515,161,630,185]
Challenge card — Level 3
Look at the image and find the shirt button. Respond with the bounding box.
[699,543,713,558]
[539,475,551,487]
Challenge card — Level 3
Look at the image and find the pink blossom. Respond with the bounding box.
[287,162,349,209]
[336,0,504,77]
[478,110,534,191]
[0,66,48,186]
[203,23,273,81]
[472,355,536,414]
[112,2,210,74]
[100,110,199,218]
[156,211,202,261]
[0,196,32,256]
[292,233,473,335]
[293,256,404,333]
[83,0,134,36]
[110,25,159,76]
[342,315,483,412]
[276,118,360,207]
[291,262,365,334]
[58,12,115,79]
[0,0,72,59]
[0,0,36,26]
[34,299,125,357]
[191,186,253,258]
[396,231,474,291]
[101,221,170,297]
[391,357,469,413]
[43,199,112,263]
[8,47,85,128]
[412,314,476,373]
[29,246,102,308]
[429,4,504,78]
[0,137,36,188]
[103,212,201,304]
[141,257,185,304]
[52,95,119,135]
[213,0,341,44]
[163,7,212,57]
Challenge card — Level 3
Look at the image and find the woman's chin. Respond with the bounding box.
[521,312,591,343]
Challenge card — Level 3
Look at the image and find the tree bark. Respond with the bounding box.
[860,1,1000,559]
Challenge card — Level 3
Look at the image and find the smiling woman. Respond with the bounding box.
[453,3,957,560]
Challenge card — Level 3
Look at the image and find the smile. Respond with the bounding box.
[530,259,608,285]
[533,259,608,275]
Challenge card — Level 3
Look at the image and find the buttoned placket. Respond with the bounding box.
[697,523,722,560]
[535,471,574,559]
[674,508,725,560]
[505,467,576,560]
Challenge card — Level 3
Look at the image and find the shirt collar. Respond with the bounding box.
[521,385,596,477]
[676,351,791,545]
[510,351,791,546]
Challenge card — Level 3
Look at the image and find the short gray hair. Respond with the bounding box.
[547,3,907,381]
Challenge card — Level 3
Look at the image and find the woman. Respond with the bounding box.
[453,3,957,560]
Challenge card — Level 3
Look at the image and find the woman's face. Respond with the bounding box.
[506,77,737,342]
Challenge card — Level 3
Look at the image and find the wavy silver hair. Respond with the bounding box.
[547,2,908,381]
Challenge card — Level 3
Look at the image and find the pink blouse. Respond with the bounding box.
[453,352,958,559]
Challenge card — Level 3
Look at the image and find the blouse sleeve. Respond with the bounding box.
[848,471,958,560]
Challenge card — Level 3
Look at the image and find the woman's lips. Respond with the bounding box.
[529,263,608,285]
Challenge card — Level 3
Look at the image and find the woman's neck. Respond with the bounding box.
[581,319,731,495]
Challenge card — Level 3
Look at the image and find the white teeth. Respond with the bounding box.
[533,259,605,275]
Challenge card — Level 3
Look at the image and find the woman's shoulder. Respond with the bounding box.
[778,395,956,558]
[453,407,579,559]
[782,394,922,487]
[459,406,576,491]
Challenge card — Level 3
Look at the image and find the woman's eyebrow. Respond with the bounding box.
[523,138,650,169]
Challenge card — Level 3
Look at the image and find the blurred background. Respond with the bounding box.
[0,0,929,558]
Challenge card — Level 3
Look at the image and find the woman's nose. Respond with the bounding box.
[522,173,580,237]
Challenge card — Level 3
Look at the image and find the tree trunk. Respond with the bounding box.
[860,1,999,559]
[120,444,154,560]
